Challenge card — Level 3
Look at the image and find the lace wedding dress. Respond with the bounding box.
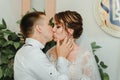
[46,46,101,80]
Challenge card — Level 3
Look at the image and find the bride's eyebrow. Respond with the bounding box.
[54,22,58,25]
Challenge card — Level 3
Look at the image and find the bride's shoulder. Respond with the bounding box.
[78,46,91,56]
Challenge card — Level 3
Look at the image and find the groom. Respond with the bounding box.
[14,11,73,80]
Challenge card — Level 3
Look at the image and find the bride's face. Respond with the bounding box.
[52,22,67,41]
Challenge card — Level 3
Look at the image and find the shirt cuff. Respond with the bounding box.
[57,57,69,66]
[56,57,69,74]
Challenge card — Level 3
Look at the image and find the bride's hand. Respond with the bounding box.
[56,36,73,58]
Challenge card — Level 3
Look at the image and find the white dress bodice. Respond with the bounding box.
[47,46,101,80]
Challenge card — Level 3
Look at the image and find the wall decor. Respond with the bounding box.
[94,0,120,38]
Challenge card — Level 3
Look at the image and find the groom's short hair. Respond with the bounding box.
[20,11,45,38]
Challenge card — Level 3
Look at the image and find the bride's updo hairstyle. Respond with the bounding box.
[54,10,83,39]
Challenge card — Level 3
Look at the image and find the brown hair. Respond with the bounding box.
[20,11,45,38]
[54,10,83,39]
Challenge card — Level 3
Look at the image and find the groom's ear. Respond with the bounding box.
[35,25,42,33]
[67,28,74,35]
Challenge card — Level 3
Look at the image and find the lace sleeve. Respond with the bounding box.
[46,46,57,63]
[81,51,101,80]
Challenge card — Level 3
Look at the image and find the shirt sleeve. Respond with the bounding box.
[24,49,70,80]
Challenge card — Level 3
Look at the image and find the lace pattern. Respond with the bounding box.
[46,46,101,80]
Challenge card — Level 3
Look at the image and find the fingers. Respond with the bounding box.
[67,38,73,51]
[67,37,73,46]
[57,40,60,47]
[62,36,68,44]
[68,40,73,48]
[56,37,74,58]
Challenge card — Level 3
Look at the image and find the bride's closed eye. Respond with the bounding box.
[56,26,61,29]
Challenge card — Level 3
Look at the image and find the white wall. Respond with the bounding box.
[0,0,21,33]
[56,0,120,80]
[31,0,45,12]
[0,0,45,33]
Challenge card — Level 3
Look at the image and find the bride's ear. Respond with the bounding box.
[67,28,74,35]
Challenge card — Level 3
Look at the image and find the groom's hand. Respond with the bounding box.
[56,37,73,58]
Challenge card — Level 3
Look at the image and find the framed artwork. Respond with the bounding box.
[94,0,120,38]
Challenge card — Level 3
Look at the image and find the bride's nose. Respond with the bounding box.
[52,26,56,32]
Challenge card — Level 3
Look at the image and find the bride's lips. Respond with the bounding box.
[53,36,56,39]
[53,33,56,37]
[53,34,57,40]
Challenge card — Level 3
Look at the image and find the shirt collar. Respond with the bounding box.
[25,38,45,49]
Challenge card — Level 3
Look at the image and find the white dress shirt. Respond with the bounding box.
[14,38,69,80]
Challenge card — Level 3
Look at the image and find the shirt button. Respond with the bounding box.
[50,73,52,75]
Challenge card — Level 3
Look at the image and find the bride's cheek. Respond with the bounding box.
[58,27,63,33]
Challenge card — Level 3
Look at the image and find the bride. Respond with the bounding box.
[47,10,101,80]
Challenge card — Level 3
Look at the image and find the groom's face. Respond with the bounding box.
[37,15,53,41]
